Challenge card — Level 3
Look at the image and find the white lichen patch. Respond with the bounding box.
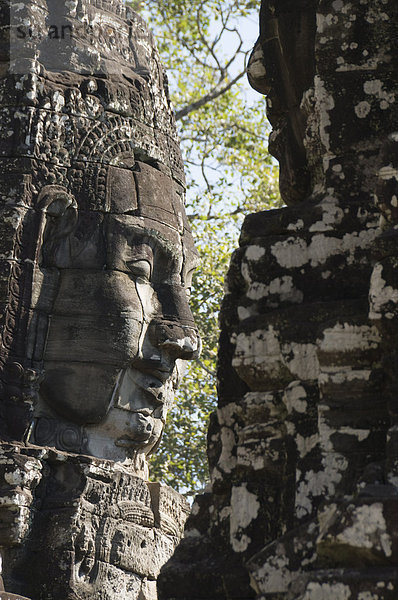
[237,437,270,471]
[296,467,341,520]
[282,343,320,381]
[219,506,232,521]
[295,433,319,459]
[210,466,223,482]
[233,328,320,383]
[190,502,200,516]
[271,228,378,269]
[217,427,237,474]
[332,503,392,557]
[4,469,26,487]
[245,245,265,261]
[253,552,291,594]
[378,165,398,180]
[238,306,252,320]
[229,484,260,553]
[319,323,380,353]
[270,237,308,268]
[52,90,65,112]
[365,8,390,23]
[341,2,354,15]
[217,403,239,427]
[339,427,370,442]
[369,262,398,319]
[184,528,202,539]
[232,327,283,375]
[355,101,371,118]
[314,76,335,172]
[315,415,349,485]
[240,261,251,285]
[316,13,339,35]
[0,492,26,507]
[3,459,41,490]
[318,412,338,453]
[309,197,344,232]
[287,219,304,231]
[332,0,344,11]
[336,55,382,72]
[364,79,383,95]
[1,207,25,228]
[308,234,341,266]
[302,582,351,599]
[363,78,395,108]
[322,450,347,490]
[246,276,303,305]
[318,367,372,386]
[284,382,308,414]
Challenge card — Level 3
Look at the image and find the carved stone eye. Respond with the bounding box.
[128,259,152,281]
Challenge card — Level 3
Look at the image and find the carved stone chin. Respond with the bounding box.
[30,364,176,478]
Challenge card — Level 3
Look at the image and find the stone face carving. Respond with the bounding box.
[29,160,199,475]
[0,1,197,597]
[158,1,398,599]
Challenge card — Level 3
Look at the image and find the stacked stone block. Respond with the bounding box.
[159,0,398,598]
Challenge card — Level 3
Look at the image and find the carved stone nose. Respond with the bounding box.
[159,335,201,360]
[150,320,201,360]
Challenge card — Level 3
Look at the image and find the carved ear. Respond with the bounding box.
[37,185,78,268]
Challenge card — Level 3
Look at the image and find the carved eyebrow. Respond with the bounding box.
[110,218,178,251]
[133,228,181,265]
[123,243,153,262]
[116,222,183,270]
[108,217,191,280]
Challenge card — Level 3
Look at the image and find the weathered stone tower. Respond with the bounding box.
[0,1,198,598]
[159,1,398,598]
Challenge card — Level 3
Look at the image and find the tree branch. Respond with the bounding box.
[196,359,216,377]
[175,68,246,120]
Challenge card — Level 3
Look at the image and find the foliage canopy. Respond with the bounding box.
[128,0,281,495]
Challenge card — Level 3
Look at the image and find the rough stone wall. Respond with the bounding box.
[0,444,189,599]
[159,1,398,599]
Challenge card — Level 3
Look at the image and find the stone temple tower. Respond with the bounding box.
[158,1,398,599]
[0,1,199,598]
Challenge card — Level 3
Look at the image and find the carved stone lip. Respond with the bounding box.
[129,408,152,416]
[115,435,151,448]
[139,368,172,384]
[131,357,174,381]
[129,363,175,387]
[116,421,153,447]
